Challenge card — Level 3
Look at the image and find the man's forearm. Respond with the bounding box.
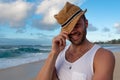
[36,51,58,80]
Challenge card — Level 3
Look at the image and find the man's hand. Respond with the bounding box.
[51,31,69,55]
[36,31,68,80]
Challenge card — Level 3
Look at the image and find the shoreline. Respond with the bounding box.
[0,59,45,71]
[0,52,119,80]
[0,59,45,80]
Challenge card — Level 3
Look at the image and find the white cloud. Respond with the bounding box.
[0,0,16,3]
[0,0,33,28]
[0,0,86,30]
[102,27,110,32]
[114,23,120,28]
[88,23,98,31]
[114,22,120,33]
[35,0,86,25]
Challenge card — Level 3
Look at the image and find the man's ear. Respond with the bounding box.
[85,19,88,28]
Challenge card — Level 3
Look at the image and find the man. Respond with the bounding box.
[36,2,115,80]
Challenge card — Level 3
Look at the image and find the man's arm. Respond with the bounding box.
[93,48,115,80]
[35,51,58,80]
[35,32,68,80]
[52,68,59,80]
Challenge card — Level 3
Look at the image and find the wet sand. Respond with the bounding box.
[0,60,45,80]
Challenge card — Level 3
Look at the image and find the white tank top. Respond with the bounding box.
[55,44,101,80]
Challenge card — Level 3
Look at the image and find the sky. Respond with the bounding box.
[0,0,120,45]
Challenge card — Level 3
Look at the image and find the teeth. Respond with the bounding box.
[69,32,81,40]
[70,32,79,36]
[71,32,80,40]
[74,32,80,36]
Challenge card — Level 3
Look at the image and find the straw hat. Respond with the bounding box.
[54,2,87,34]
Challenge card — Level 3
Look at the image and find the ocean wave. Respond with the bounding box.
[0,47,50,58]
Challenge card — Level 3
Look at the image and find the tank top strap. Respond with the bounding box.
[89,44,101,73]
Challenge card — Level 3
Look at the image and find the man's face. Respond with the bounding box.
[68,17,87,45]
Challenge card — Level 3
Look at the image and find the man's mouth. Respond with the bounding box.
[69,32,81,41]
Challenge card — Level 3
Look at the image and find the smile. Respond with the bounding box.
[69,32,81,41]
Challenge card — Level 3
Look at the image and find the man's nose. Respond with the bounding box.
[70,27,77,34]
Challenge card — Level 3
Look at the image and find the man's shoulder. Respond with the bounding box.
[94,47,115,64]
[93,47,115,80]
[97,47,114,56]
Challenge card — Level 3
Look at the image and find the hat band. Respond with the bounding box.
[61,9,82,27]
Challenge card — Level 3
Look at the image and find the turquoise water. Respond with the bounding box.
[100,44,120,52]
[0,44,119,69]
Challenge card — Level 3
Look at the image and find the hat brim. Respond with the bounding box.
[61,9,87,34]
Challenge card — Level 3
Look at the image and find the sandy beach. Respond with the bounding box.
[113,52,120,80]
[0,52,119,80]
[0,60,45,80]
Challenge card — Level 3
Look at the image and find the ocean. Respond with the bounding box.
[0,44,120,69]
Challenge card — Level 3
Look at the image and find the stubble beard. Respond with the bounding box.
[69,28,87,46]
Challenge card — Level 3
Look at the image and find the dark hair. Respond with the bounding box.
[82,14,87,21]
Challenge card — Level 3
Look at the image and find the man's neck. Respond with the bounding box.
[65,39,94,63]
[70,39,93,53]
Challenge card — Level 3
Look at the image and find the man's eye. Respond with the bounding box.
[77,23,82,25]
[75,25,79,28]
[76,24,79,26]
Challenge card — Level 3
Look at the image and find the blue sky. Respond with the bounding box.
[0,0,120,45]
